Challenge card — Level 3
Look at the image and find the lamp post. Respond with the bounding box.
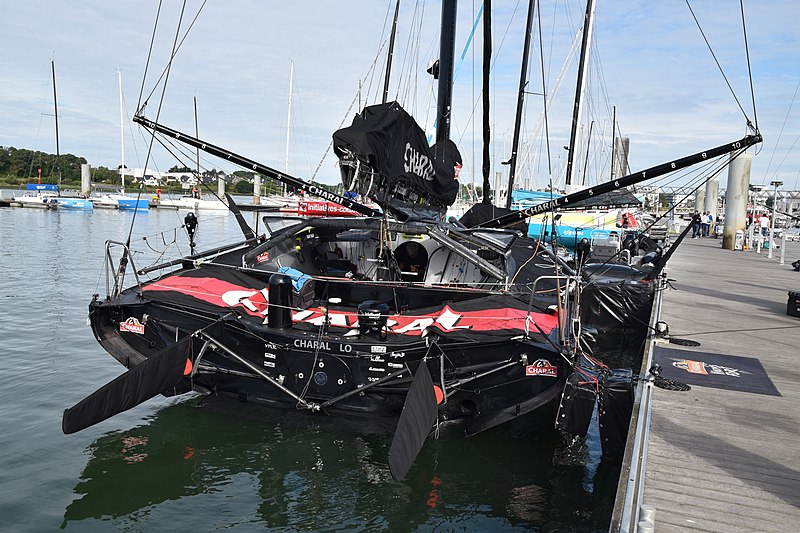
[768,180,782,259]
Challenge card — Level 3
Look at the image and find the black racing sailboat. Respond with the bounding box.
[63,1,761,481]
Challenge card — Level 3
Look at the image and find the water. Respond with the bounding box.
[0,203,618,532]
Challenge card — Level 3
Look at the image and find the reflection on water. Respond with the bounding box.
[62,397,620,532]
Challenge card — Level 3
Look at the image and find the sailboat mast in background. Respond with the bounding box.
[504,0,535,208]
[52,60,61,191]
[118,68,126,194]
[382,0,400,104]
[565,0,596,192]
[284,59,294,197]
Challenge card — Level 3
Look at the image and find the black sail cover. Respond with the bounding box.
[333,101,461,220]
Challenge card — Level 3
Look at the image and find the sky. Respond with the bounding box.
[1,0,799,192]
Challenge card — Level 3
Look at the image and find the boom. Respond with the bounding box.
[133,114,382,217]
[477,133,762,229]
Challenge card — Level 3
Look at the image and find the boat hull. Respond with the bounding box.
[55,198,94,210]
[88,276,567,432]
[117,198,150,210]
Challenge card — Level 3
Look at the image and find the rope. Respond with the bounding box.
[684,0,752,125]
[739,0,758,132]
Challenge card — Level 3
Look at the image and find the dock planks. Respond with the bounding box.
[642,236,800,532]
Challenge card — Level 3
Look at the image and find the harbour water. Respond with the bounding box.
[0,203,618,532]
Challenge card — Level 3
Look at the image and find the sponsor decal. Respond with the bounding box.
[120,317,145,335]
[525,359,558,377]
[145,276,559,335]
[404,142,435,180]
[256,251,270,263]
[294,339,330,350]
[370,346,387,354]
[672,359,740,377]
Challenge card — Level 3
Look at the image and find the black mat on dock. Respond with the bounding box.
[653,346,781,396]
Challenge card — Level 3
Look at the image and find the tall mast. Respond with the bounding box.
[382,0,400,104]
[284,59,293,196]
[481,0,492,204]
[193,96,200,176]
[610,105,616,179]
[435,0,457,144]
[564,0,596,191]
[504,0,535,208]
[118,68,125,193]
[52,60,61,191]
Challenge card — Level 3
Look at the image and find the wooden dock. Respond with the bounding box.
[636,236,800,531]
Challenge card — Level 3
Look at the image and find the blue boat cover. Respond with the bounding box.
[278,266,313,292]
[26,184,59,192]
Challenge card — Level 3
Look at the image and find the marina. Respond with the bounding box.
[1,1,799,532]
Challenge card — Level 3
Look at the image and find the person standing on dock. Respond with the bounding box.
[691,211,702,238]
[700,211,711,237]
[759,213,770,237]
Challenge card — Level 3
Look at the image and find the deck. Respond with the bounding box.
[625,235,800,532]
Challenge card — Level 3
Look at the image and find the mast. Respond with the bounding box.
[481,0,492,204]
[193,96,200,176]
[504,0,535,208]
[435,0,457,143]
[52,60,61,192]
[610,106,616,179]
[284,59,293,196]
[564,0,596,191]
[382,0,400,104]
[118,68,125,193]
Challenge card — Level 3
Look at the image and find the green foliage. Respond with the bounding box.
[232,170,255,179]
[0,146,86,184]
[92,166,121,183]
[169,165,192,173]
[234,180,254,194]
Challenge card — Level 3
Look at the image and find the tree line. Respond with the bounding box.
[0,145,132,187]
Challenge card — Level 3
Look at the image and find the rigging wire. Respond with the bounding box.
[684,0,753,128]
[739,0,759,132]
[128,0,192,251]
[137,1,209,110]
[136,0,163,112]
[759,80,800,183]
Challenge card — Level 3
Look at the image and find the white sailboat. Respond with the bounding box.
[91,69,149,210]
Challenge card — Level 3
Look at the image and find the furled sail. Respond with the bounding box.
[333,101,461,220]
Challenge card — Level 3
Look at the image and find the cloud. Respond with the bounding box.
[1,0,798,191]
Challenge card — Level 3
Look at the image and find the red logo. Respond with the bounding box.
[526,359,558,377]
[120,317,145,335]
[256,251,270,263]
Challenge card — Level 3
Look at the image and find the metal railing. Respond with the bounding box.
[608,274,666,532]
[103,240,143,299]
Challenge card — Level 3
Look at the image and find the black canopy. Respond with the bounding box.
[333,102,461,219]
